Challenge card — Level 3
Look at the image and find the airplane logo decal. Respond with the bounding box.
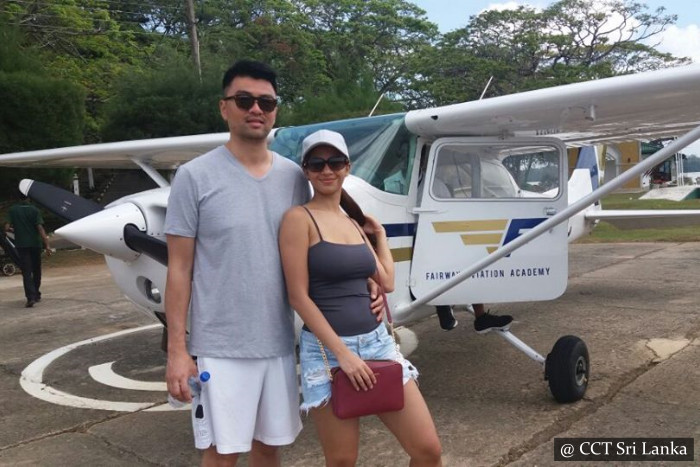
[385,222,417,263]
[432,218,547,254]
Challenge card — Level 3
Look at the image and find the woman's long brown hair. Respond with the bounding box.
[340,188,377,249]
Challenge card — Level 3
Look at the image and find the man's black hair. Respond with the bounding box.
[222,60,278,93]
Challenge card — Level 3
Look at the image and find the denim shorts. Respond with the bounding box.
[299,325,419,413]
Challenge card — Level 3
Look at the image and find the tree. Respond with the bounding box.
[406,0,689,107]
[294,0,437,98]
[101,55,224,141]
[279,72,404,126]
[1,0,158,142]
[155,0,437,110]
[0,26,84,197]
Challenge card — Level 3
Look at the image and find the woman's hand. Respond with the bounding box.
[337,351,377,391]
[362,214,385,237]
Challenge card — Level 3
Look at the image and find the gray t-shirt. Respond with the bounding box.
[164,146,310,358]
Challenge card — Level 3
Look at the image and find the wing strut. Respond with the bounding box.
[396,124,700,316]
[131,159,170,188]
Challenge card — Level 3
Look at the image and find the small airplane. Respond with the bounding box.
[2,64,700,404]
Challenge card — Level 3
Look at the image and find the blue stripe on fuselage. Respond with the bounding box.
[384,223,416,238]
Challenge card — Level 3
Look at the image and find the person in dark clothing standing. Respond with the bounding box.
[4,192,52,307]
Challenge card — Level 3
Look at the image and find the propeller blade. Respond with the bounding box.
[0,232,21,267]
[123,224,168,266]
[20,179,103,223]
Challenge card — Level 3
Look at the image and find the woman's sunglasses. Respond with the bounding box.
[304,155,349,173]
[222,94,278,113]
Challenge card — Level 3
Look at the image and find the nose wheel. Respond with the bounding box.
[545,335,589,403]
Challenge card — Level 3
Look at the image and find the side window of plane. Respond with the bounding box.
[431,143,560,199]
[501,148,560,198]
[480,159,519,198]
[432,146,476,199]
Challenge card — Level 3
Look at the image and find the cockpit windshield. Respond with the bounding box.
[270,113,416,195]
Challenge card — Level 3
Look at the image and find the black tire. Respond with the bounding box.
[2,263,16,276]
[545,335,589,403]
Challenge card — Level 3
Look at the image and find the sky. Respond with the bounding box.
[411,0,700,63]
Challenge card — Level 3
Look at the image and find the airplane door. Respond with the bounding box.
[410,137,569,305]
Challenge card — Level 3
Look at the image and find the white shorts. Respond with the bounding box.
[192,354,302,454]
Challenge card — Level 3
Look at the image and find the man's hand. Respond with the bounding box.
[166,350,197,402]
[38,226,51,255]
[367,278,385,322]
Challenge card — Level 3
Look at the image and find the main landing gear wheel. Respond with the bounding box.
[545,335,589,403]
[2,263,16,276]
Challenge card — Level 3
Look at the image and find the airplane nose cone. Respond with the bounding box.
[19,179,33,196]
[55,202,147,261]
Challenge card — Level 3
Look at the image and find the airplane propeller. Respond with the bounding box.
[19,179,103,223]
[19,179,168,266]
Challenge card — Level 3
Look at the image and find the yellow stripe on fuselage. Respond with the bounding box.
[460,233,502,245]
[432,219,508,233]
[390,247,412,262]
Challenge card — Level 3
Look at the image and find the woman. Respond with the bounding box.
[279,129,442,466]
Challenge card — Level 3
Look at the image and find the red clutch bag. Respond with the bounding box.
[330,360,404,419]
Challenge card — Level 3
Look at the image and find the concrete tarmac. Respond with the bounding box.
[0,243,698,466]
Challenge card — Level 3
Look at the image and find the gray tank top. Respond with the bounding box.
[302,207,379,336]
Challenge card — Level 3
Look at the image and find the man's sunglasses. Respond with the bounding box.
[304,155,350,172]
[222,94,278,113]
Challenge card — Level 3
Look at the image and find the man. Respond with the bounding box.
[164,60,306,466]
[4,192,52,308]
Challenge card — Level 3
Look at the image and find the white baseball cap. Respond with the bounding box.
[301,129,349,161]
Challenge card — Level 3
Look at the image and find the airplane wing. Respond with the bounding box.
[0,132,230,169]
[586,209,700,229]
[405,64,700,146]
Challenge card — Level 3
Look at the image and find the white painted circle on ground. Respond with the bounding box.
[20,323,175,412]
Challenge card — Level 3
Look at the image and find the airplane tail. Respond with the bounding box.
[574,146,600,192]
[567,146,600,241]
[568,146,600,204]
